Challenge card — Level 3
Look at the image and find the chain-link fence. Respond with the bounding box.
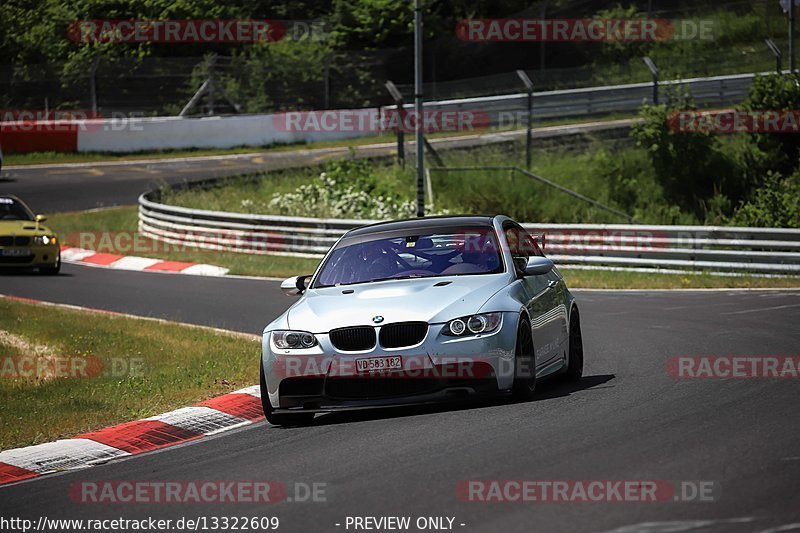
[0,43,781,118]
[0,52,390,117]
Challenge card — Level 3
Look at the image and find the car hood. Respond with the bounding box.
[0,220,52,237]
[287,274,510,332]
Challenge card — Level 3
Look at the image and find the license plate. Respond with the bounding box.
[0,249,31,257]
[356,356,402,373]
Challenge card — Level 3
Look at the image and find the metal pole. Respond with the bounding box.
[643,57,659,105]
[653,71,659,105]
[516,70,534,170]
[207,55,216,116]
[526,90,532,169]
[414,0,425,217]
[791,4,796,73]
[323,54,331,108]
[397,101,406,168]
[385,81,406,168]
[766,39,783,75]
[89,56,100,115]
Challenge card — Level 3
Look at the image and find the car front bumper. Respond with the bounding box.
[0,244,60,269]
[262,312,520,412]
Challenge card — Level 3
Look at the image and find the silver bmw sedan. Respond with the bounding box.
[260,215,584,426]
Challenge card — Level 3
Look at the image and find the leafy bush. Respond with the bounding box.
[740,73,800,176]
[267,158,445,219]
[631,89,732,216]
[728,171,800,228]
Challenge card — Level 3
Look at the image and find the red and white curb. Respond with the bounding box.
[60,246,229,277]
[0,385,264,486]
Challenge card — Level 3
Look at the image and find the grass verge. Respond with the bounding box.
[0,298,260,451]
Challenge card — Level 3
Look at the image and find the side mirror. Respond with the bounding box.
[523,257,554,276]
[35,214,47,223]
[280,275,311,296]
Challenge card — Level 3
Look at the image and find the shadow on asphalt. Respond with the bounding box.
[0,270,73,277]
[304,373,616,428]
[532,374,616,402]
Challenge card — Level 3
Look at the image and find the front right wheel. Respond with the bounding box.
[260,360,315,427]
[39,254,61,275]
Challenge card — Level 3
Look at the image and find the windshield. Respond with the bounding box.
[0,198,34,221]
[314,226,504,288]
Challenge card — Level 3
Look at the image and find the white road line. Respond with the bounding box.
[721,303,800,315]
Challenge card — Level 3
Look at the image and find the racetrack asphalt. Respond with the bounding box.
[0,264,798,532]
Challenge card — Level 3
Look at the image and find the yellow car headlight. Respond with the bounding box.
[33,235,56,246]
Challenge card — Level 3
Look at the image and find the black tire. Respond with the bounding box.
[260,360,314,427]
[565,308,584,381]
[512,317,537,400]
[39,254,61,275]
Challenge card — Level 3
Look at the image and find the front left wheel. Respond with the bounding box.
[512,317,537,401]
[260,360,315,427]
[565,308,584,381]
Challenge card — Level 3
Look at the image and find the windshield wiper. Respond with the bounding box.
[365,274,431,283]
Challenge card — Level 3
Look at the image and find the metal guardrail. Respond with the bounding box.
[385,71,771,126]
[139,192,800,275]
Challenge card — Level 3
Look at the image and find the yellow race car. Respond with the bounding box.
[0,195,61,275]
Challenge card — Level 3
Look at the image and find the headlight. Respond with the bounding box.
[444,313,502,336]
[33,235,56,246]
[272,330,318,349]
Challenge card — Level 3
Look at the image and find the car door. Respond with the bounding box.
[505,223,564,370]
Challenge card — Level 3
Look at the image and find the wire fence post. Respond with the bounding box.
[766,39,783,74]
[516,70,534,170]
[643,57,659,105]
[414,0,425,218]
[385,81,405,168]
[323,54,331,108]
[89,55,100,115]
[206,55,216,116]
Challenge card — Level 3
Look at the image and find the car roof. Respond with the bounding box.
[346,215,499,237]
